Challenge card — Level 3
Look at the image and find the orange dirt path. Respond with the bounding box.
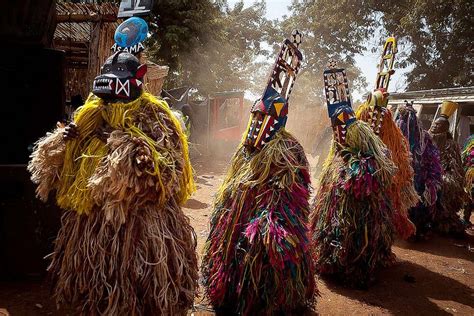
[0,156,473,315]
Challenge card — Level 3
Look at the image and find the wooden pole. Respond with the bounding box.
[87,21,102,91]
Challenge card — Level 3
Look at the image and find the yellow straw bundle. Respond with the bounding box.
[56,92,194,214]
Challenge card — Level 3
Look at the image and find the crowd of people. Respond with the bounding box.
[27,18,472,315]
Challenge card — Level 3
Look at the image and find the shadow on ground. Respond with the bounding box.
[323,259,473,315]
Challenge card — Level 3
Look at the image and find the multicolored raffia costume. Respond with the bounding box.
[462,135,474,225]
[202,31,317,315]
[429,101,467,235]
[394,101,442,237]
[311,61,397,288]
[356,37,418,239]
[28,18,197,315]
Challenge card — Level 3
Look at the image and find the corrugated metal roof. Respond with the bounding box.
[389,87,474,104]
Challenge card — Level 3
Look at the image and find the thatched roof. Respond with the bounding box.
[54,2,168,99]
[55,1,118,42]
[54,2,119,69]
[56,2,117,24]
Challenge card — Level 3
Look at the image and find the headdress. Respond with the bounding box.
[92,17,149,101]
[323,59,355,145]
[365,36,397,134]
[439,100,458,119]
[429,100,458,134]
[244,30,303,150]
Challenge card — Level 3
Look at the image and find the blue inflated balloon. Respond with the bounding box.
[114,17,148,48]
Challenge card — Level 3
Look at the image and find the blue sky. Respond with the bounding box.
[227,0,410,100]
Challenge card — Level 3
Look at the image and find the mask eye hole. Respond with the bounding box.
[117,67,124,71]
[104,67,110,72]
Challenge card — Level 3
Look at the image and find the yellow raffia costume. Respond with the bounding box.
[28,92,197,315]
[54,92,194,214]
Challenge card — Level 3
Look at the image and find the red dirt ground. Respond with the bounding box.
[0,156,473,315]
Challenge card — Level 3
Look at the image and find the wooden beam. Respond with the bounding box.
[87,21,102,88]
[54,39,89,48]
[66,56,89,63]
[67,63,88,68]
[68,50,88,56]
[56,14,117,23]
[66,52,89,59]
[54,45,88,52]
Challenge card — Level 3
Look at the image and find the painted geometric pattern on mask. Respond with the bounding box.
[244,31,303,150]
[323,60,352,119]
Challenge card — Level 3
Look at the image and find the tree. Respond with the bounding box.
[280,0,377,104]
[146,0,223,95]
[146,0,272,96]
[286,0,473,96]
[374,0,473,90]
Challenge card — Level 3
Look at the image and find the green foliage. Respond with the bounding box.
[146,0,374,103]
[147,0,273,96]
[144,0,472,99]
[146,0,222,95]
[284,0,473,98]
[271,0,377,104]
[374,0,473,89]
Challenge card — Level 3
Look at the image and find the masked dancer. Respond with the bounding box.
[28,18,198,315]
[394,101,442,239]
[202,31,317,315]
[311,61,397,288]
[356,37,418,239]
[429,101,467,236]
